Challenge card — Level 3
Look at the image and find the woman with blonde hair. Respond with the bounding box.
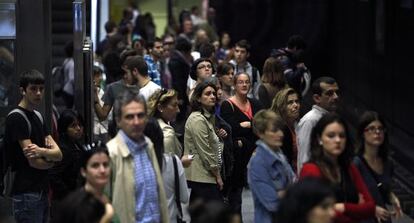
[270,88,301,172]
[258,57,287,108]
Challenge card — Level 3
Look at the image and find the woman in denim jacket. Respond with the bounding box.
[248,110,296,223]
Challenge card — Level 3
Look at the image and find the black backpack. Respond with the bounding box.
[1,108,43,197]
[52,60,69,95]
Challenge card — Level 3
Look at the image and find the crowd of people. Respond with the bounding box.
[1,4,405,223]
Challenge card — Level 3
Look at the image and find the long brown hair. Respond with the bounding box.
[261,57,286,89]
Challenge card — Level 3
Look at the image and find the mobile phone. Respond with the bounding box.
[188,154,195,159]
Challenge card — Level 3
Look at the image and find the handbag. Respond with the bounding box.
[172,154,185,223]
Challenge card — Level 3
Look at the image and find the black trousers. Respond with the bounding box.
[187,181,223,204]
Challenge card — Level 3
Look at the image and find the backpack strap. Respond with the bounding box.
[8,109,32,134]
[171,154,183,219]
[7,109,44,136]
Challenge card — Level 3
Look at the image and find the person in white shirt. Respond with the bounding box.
[296,77,339,173]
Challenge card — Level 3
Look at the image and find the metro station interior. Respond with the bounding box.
[0,0,413,221]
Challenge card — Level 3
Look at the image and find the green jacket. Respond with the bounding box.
[184,110,223,184]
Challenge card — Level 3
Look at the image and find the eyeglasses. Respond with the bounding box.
[197,64,213,70]
[364,126,386,134]
[236,80,250,85]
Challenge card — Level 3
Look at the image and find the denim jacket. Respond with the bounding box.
[248,140,296,223]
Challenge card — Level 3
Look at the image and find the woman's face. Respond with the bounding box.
[160,96,180,122]
[66,119,83,140]
[285,93,300,121]
[259,123,284,150]
[307,197,336,223]
[363,120,385,148]
[221,33,230,47]
[234,74,250,96]
[82,152,110,189]
[219,68,234,87]
[198,86,217,110]
[196,61,213,82]
[320,122,346,159]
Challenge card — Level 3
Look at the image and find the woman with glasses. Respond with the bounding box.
[188,58,215,99]
[353,111,403,223]
[220,72,263,220]
[300,113,376,223]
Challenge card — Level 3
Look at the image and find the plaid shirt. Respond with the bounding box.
[120,130,161,223]
[144,55,161,86]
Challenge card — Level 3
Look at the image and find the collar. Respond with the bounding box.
[201,108,214,120]
[256,140,283,164]
[119,130,147,155]
[312,105,329,115]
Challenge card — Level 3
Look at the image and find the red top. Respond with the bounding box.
[300,163,376,223]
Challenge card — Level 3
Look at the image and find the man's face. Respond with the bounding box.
[234,46,248,64]
[151,41,164,59]
[117,101,147,141]
[183,20,193,34]
[22,84,44,106]
[315,82,339,111]
[122,67,138,85]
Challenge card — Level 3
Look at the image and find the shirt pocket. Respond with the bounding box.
[269,166,285,191]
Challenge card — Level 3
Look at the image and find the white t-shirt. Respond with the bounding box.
[139,81,161,101]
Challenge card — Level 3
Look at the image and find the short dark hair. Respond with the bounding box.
[64,40,74,57]
[311,76,337,95]
[19,69,45,90]
[51,190,105,223]
[199,42,215,58]
[276,178,335,223]
[104,20,117,33]
[235,39,251,52]
[287,35,306,50]
[146,37,163,50]
[120,49,139,64]
[216,62,234,78]
[123,55,148,77]
[114,90,147,120]
[261,57,286,88]
[190,58,215,80]
[175,36,192,52]
[190,80,217,112]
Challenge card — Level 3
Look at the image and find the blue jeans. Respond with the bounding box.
[12,191,49,223]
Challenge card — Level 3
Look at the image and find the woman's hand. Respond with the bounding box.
[216,128,228,138]
[375,206,390,222]
[390,193,403,219]
[181,155,194,168]
[334,203,345,213]
[240,121,251,128]
[216,175,224,191]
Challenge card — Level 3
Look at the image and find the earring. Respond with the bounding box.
[319,140,323,145]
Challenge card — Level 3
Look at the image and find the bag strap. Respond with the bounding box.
[171,154,183,218]
[8,108,32,134]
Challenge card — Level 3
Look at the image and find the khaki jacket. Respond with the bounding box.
[107,133,169,223]
[184,110,223,184]
[158,118,183,157]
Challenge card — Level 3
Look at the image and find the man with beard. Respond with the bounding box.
[144,37,164,86]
